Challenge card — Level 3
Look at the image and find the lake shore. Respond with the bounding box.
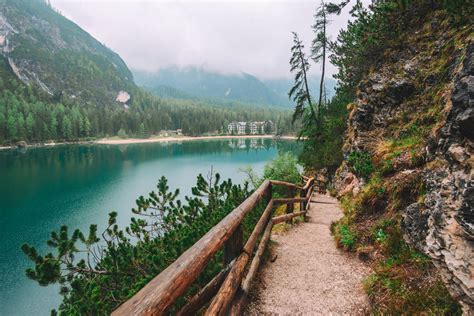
[96,135,297,145]
[0,135,298,150]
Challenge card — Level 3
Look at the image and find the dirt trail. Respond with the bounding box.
[248,193,371,315]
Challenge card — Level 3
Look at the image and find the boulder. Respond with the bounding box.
[447,144,468,163]
[457,107,474,140]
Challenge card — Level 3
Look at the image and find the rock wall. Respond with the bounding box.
[334,26,473,311]
[421,41,473,312]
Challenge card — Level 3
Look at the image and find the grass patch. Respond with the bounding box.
[347,150,374,180]
[361,222,461,314]
[332,176,460,313]
[364,265,461,314]
[331,221,357,251]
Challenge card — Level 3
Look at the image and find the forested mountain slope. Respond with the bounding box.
[264,76,337,104]
[134,67,290,107]
[0,0,134,105]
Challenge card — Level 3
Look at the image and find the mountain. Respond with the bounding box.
[133,67,290,107]
[0,0,134,105]
[264,76,337,104]
[134,67,338,108]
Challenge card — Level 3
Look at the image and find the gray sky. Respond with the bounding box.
[51,0,357,79]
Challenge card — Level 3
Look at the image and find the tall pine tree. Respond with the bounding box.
[289,32,315,122]
[311,1,330,117]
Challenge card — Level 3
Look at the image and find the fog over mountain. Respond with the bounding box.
[134,66,337,108]
[50,0,361,80]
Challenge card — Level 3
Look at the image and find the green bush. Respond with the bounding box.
[263,152,301,184]
[347,150,373,179]
[117,128,128,139]
[339,224,356,250]
[332,222,356,251]
[242,151,301,195]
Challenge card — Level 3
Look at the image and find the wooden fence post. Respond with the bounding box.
[301,187,307,213]
[286,187,294,224]
[266,182,272,204]
[224,225,243,265]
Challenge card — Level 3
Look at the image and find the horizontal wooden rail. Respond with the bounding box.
[272,211,307,224]
[230,220,273,314]
[302,178,313,191]
[273,197,309,205]
[113,176,315,315]
[305,183,314,211]
[177,260,235,316]
[269,180,304,190]
[206,197,275,315]
[243,199,274,254]
[205,252,250,315]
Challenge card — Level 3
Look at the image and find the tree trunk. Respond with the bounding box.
[318,7,327,118]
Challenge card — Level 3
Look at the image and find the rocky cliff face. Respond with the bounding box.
[334,15,473,312]
[421,41,473,311]
[0,0,134,105]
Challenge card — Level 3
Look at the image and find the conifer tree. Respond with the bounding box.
[26,113,34,140]
[62,115,73,140]
[311,1,330,117]
[50,116,58,139]
[83,116,91,137]
[0,112,5,140]
[245,122,251,135]
[289,32,315,122]
[138,122,146,138]
[6,116,17,140]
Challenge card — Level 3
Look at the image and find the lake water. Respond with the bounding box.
[0,138,299,315]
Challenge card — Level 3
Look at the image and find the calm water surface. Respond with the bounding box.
[0,138,299,315]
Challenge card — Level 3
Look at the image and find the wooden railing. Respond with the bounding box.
[113,176,315,316]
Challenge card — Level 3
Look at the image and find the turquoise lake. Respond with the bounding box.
[0,138,299,315]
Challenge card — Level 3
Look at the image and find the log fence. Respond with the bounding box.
[112,176,315,316]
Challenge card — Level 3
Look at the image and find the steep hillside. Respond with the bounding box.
[134,67,290,107]
[0,0,134,105]
[330,7,473,314]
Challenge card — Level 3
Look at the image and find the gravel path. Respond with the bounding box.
[247,193,371,315]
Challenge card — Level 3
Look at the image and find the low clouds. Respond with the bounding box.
[51,0,355,79]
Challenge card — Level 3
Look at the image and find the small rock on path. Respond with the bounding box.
[247,193,371,315]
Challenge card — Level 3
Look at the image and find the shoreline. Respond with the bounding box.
[95,135,297,145]
[0,135,298,150]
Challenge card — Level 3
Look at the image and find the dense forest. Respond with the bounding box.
[0,76,297,145]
